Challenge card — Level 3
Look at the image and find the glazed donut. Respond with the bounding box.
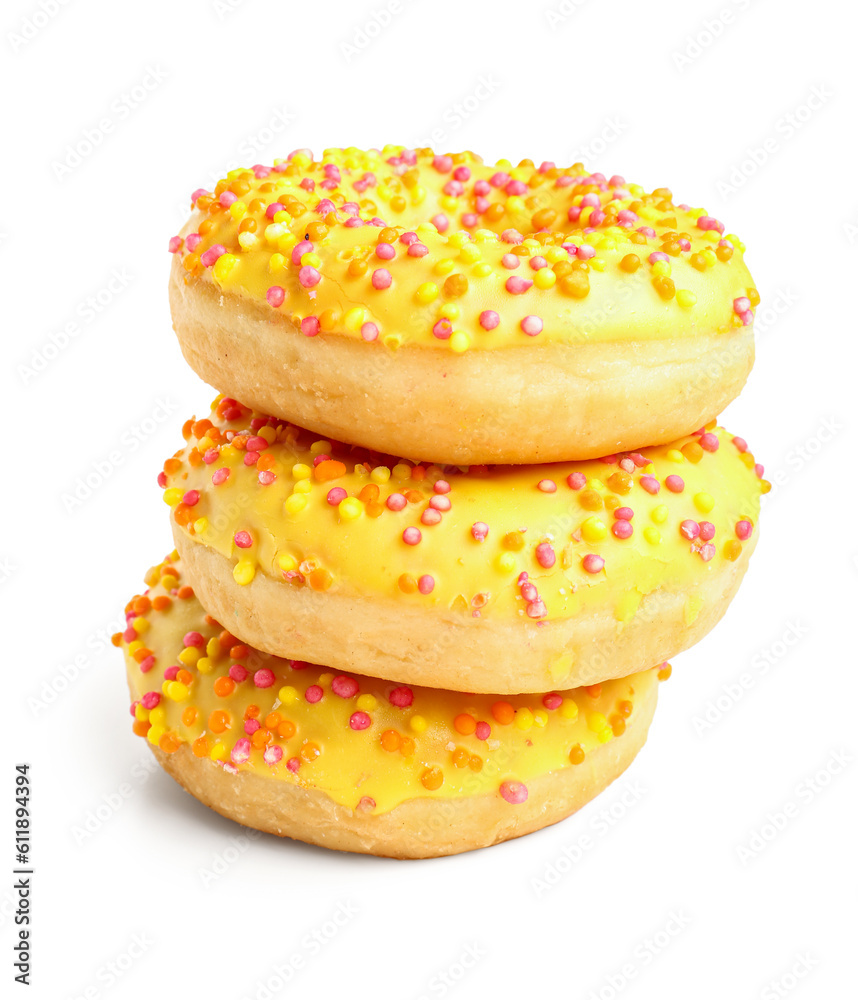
[168,146,757,465]
[118,553,663,858]
[160,396,766,693]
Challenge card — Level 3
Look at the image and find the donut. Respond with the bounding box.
[160,396,766,693]
[168,146,757,465]
[118,552,663,858]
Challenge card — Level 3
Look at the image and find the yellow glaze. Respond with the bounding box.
[120,553,660,813]
[171,146,757,352]
[163,397,766,625]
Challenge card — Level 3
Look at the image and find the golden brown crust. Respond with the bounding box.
[173,523,756,694]
[150,672,656,858]
[170,261,754,465]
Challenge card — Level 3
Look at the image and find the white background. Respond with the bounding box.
[2,0,855,997]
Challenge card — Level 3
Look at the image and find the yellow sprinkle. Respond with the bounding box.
[439,302,460,320]
[652,260,671,278]
[344,307,366,331]
[277,553,298,572]
[301,252,322,268]
[160,574,178,590]
[339,497,363,520]
[238,231,258,251]
[534,267,557,289]
[293,479,312,495]
[134,703,149,722]
[416,282,439,304]
[643,526,662,545]
[533,710,548,728]
[694,492,715,513]
[409,715,427,733]
[439,195,458,212]
[581,516,607,543]
[667,449,685,463]
[210,742,227,761]
[285,493,308,514]
[196,657,213,674]
[434,258,455,275]
[228,201,247,220]
[167,681,190,702]
[459,243,480,263]
[163,487,182,507]
[497,552,517,573]
[370,466,391,484]
[590,258,606,272]
[651,505,669,524]
[310,439,331,455]
[357,694,377,711]
[383,333,402,350]
[205,637,219,659]
[514,708,534,731]
[702,248,717,267]
[149,706,166,725]
[292,463,312,480]
[506,195,525,212]
[193,517,208,535]
[278,686,298,705]
[147,724,165,746]
[472,262,492,278]
[132,617,149,634]
[392,463,411,480]
[268,252,285,272]
[178,646,200,666]
[597,728,613,744]
[559,699,579,721]
[449,331,470,353]
[676,289,697,308]
[233,560,256,586]
[587,712,608,733]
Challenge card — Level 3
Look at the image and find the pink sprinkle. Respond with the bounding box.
[185,233,202,252]
[361,322,379,341]
[500,228,523,244]
[375,242,395,260]
[182,490,200,507]
[265,285,286,308]
[434,480,451,494]
[263,746,283,766]
[212,467,230,486]
[372,268,392,290]
[521,581,538,603]
[286,757,300,773]
[244,718,260,735]
[527,600,547,619]
[471,521,489,541]
[141,692,161,709]
[402,527,422,545]
[183,631,205,648]
[399,231,419,245]
[505,276,533,295]
[453,166,471,182]
[699,543,716,562]
[200,244,226,267]
[433,154,453,173]
[461,213,479,227]
[735,520,753,540]
[665,475,685,493]
[614,507,634,520]
[299,265,321,288]
[537,479,557,493]
[629,453,649,468]
[619,458,635,474]
[244,451,259,467]
[475,721,491,740]
[291,240,313,265]
[502,253,520,269]
[567,472,587,490]
[386,492,407,511]
[219,191,237,207]
[612,520,633,539]
[648,251,669,264]
[490,171,510,188]
[529,256,548,270]
[520,315,543,336]
[265,202,284,219]
[157,471,167,487]
[680,519,700,540]
[755,463,765,479]
[163,666,180,681]
[697,215,724,233]
[479,310,500,330]
[229,664,248,682]
[499,781,528,805]
[421,508,442,526]
[433,318,453,339]
[327,487,348,505]
[230,739,251,765]
[431,213,449,233]
[234,530,253,549]
[699,521,716,541]
[639,475,660,495]
[389,686,414,707]
[332,675,359,698]
[301,316,320,337]
[577,244,595,260]
[699,433,720,452]
[505,180,527,197]
[542,693,563,710]
[429,494,451,511]
[305,685,323,703]
[407,243,428,257]
[732,436,748,453]
[582,554,605,574]
[535,542,556,568]
[418,574,435,595]
[168,236,183,254]
[246,435,268,452]
[349,711,371,731]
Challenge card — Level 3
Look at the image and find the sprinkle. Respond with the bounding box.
[266,286,285,308]
[499,781,528,804]
[639,475,660,495]
[535,542,556,568]
[372,268,392,290]
[582,554,605,574]
[505,276,533,294]
[230,739,251,765]
[418,574,435,595]
[254,669,275,688]
[299,266,321,288]
[349,711,372,731]
[665,475,685,493]
[305,684,323,703]
[520,315,543,336]
[326,487,348,506]
[301,316,320,337]
[479,310,500,330]
[386,493,407,511]
[234,530,253,548]
[389,686,414,707]
[471,522,489,542]
[680,519,700,540]
[537,479,557,493]
[567,472,587,490]
[402,527,422,545]
[735,520,753,540]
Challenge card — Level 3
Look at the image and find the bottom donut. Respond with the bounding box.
[118,552,665,858]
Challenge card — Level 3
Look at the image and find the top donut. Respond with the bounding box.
[169,146,757,465]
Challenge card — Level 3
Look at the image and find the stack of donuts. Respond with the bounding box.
[117,146,767,858]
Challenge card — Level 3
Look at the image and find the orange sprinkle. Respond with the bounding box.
[314,459,347,482]
[132,720,150,738]
[380,730,401,752]
[244,704,260,719]
[277,720,296,739]
[308,567,333,591]
[585,684,602,699]
[399,737,415,757]
[192,418,213,438]
[208,710,230,734]
[159,733,181,754]
[398,574,417,594]
[452,747,470,768]
[468,754,483,772]
[181,706,197,727]
[502,531,525,551]
[420,766,444,791]
[132,647,152,664]
[300,741,321,763]
[214,676,236,698]
[257,453,276,472]
[230,644,249,660]
[454,713,477,735]
[610,715,626,737]
[176,669,192,685]
[358,483,380,502]
[264,712,282,729]
[658,663,673,681]
[491,701,515,725]
[569,744,585,765]
[681,441,704,464]
[617,700,633,718]
[192,736,210,757]
[251,729,270,748]
[133,596,151,614]
[620,253,640,273]
[152,595,172,611]
[177,585,194,599]
[579,489,603,511]
[723,539,742,561]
